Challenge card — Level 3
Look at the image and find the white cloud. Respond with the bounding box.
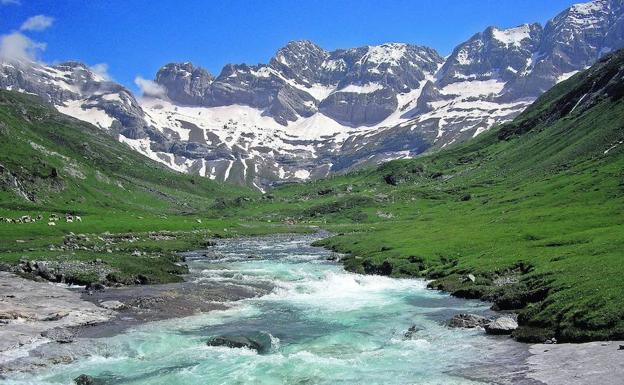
[20,15,54,32]
[90,63,111,81]
[0,32,46,63]
[1,0,21,5]
[134,76,166,98]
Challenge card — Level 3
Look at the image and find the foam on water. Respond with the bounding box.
[4,234,509,385]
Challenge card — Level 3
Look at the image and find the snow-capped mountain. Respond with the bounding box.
[1,0,622,191]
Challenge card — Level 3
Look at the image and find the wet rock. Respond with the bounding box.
[404,325,421,338]
[35,262,56,281]
[200,240,217,247]
[485,316,518,335]
[206,332,272,353]
[0,310,34,320]
[99,300,125,310]
[448,313,489,328]
[85,283,106,291]
[41,327,75,343]
[42,311,69,321]
[74,374,102,385]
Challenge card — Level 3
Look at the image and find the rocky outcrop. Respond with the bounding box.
[155,62,214,105]
[504,0,624,99]
[0,272,113,361]
[270,40,331,85]
[319,88,398,126]
[437,23,543,87]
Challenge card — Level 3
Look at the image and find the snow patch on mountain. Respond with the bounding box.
[56,100,115,129]
[492,25,532,47]
[441,79,506,97]
[338,83,384,93]
[360,43,408,66]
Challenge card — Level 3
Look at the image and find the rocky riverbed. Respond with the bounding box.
[0,271,113,372]
[1,235,622,384]
[0,270,272,373]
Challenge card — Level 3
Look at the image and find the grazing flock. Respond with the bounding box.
[0,213,82,226]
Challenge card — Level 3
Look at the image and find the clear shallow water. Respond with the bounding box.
[6,234,511,385]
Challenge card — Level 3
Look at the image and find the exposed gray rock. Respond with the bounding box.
[155,62,214,105]
[41,327,75,343]
[404,325,421,338]
[448,313,489,328]
[320,88,398,126]
[74,374,102,385]
[485,316,518,335]
[99,300,125,310]
[505,0,624,99]
[437,23,543,87]
[0,272,113,361]
[206,332,273,353]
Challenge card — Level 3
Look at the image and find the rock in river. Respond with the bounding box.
[448,313,489,328]
[74,374,102,385]
[485,316,518,335]
[206,332,273,353]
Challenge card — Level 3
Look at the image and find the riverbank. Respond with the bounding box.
[0,272,113,372]
[0,267,272,373]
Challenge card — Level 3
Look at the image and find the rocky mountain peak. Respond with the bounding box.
[498,0,624,100]
[155,62,214,105]
[437,23,542,87]
[270,40,329,86]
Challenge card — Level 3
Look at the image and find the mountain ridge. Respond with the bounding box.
[1,0,622,190]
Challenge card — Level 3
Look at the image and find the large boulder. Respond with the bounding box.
[206,332,273,353]
[447,313,489,328]
[485,316,518,335]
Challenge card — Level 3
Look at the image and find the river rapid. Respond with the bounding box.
[4,234,530,385]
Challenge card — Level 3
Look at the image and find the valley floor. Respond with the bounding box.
[1,242,622,384]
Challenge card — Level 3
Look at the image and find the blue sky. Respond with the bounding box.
[1,0,579,92]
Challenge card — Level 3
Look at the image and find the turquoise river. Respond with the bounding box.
[4,234,529,385]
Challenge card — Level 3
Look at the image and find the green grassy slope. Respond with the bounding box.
[0,91,301,284]
[0,90,248,214]
[236,50,624,342]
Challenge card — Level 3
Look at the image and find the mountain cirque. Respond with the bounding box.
[1,0,623,190]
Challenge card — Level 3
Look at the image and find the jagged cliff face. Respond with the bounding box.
[155,41,444,126]
[1,0,622,190]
